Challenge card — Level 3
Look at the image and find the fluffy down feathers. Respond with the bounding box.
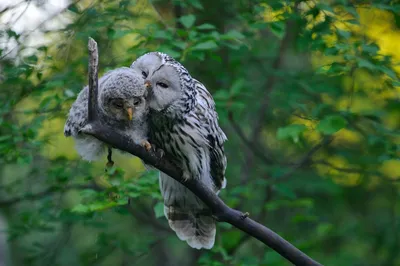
[64,67,149,161]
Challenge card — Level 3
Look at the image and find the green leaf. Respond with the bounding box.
[361,43,379,55]
[159,47,181,58]
[274,184,297,199]
[357,59,375,70]
[316,223,334,236]
[316,115,347,134]
[0,135,12,142]
[316,3,334,13]
[197,23,216,30]
[229,79,245,95]
[379,66,397,79]
[222,30,245,40]
[159,48,181,58]
[68,4,80,13]
[191,40,218,51]
[188,0,204,9]
[172,41,187,50]
[277,124,307,143]
[110,30,131,39]
[269,21,286,39]
[392,80,400,87]
[337,29,351,39]
[213,89,230,101]
[71,204,89,213]
[154,30,172,40]
[179,14,196,29]
[153,202,164,218]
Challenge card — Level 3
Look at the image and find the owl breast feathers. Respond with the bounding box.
[131,52,227,249]
[64,67,149,161]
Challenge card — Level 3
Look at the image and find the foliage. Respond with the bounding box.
[0,0,399,265]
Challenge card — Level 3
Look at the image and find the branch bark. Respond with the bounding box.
[81,37,322,266]
[88,37,99,122]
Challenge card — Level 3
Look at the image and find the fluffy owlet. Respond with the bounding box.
[130,52,227,249]
[64,67,150,161]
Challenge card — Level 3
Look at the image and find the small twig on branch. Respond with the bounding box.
[88,37,99,122]
[81,37,322,266]
[273,136,333,183]
[228,112,275,165]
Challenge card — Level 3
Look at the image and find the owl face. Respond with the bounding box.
[99,68,148,122]
[130,53,182,112]
[102,94,146,122]
[144,63,183,112]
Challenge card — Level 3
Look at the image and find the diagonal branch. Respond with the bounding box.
[81,37,322,266]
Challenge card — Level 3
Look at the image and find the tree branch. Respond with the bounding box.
[81,37,322,266]
[238,15,298,185]
[88,37,99,122]
[228,112,275,164]
[273,136,333,183]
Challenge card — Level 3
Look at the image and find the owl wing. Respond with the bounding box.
[194,79,228,191]
[63,70,116,161]
[64,85,89,137]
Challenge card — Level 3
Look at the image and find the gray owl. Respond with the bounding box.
[130,52,227,249]
[64,67,150,161]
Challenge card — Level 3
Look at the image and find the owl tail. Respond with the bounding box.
[159,173,216,249]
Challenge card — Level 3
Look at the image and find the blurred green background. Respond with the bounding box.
[0,0,399,265]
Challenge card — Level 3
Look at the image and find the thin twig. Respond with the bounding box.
[239,15,298,185]
[88,37,99,122]
[273,137,333,183]
[228,112,275,164]
[82,38,322,266]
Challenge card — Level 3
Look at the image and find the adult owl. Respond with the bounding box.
[64,67,150,161]
[130,52,227,249]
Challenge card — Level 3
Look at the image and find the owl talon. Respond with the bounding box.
[149,143,164,158]
[156,148,164,158]
[182,171,191,181]
[141,140,152,151]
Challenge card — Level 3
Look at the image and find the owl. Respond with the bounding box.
[64,67,151,161]
[130,52,227,249]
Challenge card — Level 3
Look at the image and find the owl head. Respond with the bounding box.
[99,67,148,123]
[130,52,196,117]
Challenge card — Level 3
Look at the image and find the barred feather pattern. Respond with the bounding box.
[136,52,227,249]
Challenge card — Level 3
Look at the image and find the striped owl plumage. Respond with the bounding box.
[130,52,227,249]
[64,67,150,161]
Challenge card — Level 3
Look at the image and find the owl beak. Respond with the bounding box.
[126,107,133,120]
[144,80,152,89]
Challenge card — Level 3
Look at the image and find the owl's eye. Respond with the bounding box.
[157,82,168,89]
[133,98,142,106]
[111,99,124,108]
[141,71,148,79]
